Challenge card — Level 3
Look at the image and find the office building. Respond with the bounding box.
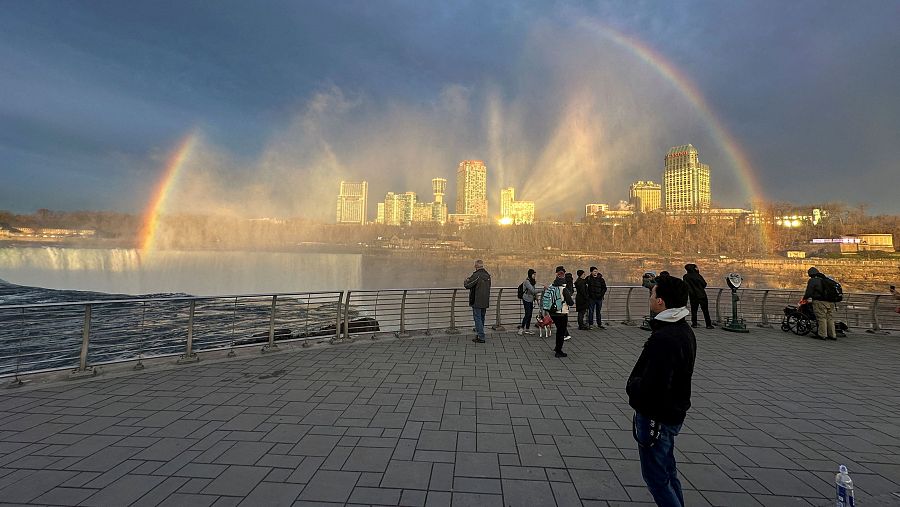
[456,160,488,220]
[629,180,662,213]
[499,187,535,224]
[664,145,710,211]
[585,203,609,218]
[336,181,368,224]
[432,178,448,224]
[381,192,402,226]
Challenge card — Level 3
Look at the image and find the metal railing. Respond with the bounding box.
[1,286,896,380]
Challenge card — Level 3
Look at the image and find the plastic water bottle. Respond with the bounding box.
[835,465,855,507]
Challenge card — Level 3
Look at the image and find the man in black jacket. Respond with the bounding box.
[464,259,492,343]
[586,267,607,329]
[574,269,590,330]
[626,275,696,507]
[683,264,713,329]
[803,266,836,340]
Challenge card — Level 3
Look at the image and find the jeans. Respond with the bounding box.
[587,298,603,326]
[521,301,533,329]
[472,307,487,339]
[634,412,684,507]
[689,297,712,327]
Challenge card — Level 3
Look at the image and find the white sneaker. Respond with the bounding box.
[517,329,524,336]
[564,335,571,341]
[524,330,535,335]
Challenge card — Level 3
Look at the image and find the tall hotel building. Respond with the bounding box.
[629,180,662,213]
[455,160,488,220]
[664,145,710,211]
[336,181,368,224]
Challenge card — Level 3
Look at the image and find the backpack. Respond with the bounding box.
[821,276,843,303]
[517,282,525,300]
[541,285,563,312]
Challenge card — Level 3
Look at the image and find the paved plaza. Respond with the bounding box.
[1,324,899,506]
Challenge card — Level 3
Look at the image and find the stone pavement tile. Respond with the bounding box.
[371,412,408,428]
[134,437,195,461]
[348,486,402,505]
[285,456,325,484]
[429,462,454,491]
[456,431,476,452]
[262,423,309,443]
[477,433,517,453]
[66,446,141,472]
[743,467,823,497]
[736,446,799,468]
[451,492,503,506]
[501,479,556,506]
[201,465,270,496]
[569,469,630,501]
[455,452,499,478]
[555,436,602,457]
[342,446,393,472]
[550,481,583,507]
[409,406,443,422]
[530,418,569,435]
[500,465,546,481]
[607,459,644,487]
[425,490,452,507]
[321,445,353,469]
[381,460,433,490]
[214,441,274,465]
[177,477,211,494]
[291,434,341,456]
[0,470,76,503]
[6,423,70,442]
[236,481,304,506]
[679,462,746,492]
[417,430,457,451]
[174,463,228,479]
[32,486,97,506]
[157,493,219,506]
[297,470,359,503]
[131,476,190,507]
[80,474,166,506]
[400,489,427,506]
[701,490,764,506]
[517,444,565,468]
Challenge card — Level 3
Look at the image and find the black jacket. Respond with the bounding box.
[682,269,708,300]
[586,275,607,299]
[626,318,697,425]
[464,268,492,309]
[574,278,589,306]
[803,274,826,301]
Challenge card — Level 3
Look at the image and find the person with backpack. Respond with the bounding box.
[517,269,538,336]
[587,267,608,329]
[542,266,575,357]
[464,259,492,343]
[574,269,590,330]
[802,266,841,340]
[683,264,714,329]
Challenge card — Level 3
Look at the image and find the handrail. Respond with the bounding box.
[1,284,896,380]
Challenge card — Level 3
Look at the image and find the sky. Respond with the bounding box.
[1,0,898,219]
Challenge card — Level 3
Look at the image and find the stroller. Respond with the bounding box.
[781,300,847,337]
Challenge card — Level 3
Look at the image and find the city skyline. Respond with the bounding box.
[2,2,899,217]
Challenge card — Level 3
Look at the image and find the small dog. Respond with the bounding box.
[535,311,553,338]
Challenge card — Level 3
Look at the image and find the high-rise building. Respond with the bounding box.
[456,160,488,220]
[398,192,417,225]
[376,202,385,224]
[629,180,662,213]
[499,187,535,224]
[432,178,448,224]
[382,192,402,226]
[336,181,368,224]
[664,145,710,211]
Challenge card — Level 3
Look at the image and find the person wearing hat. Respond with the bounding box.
[574,269,590,330]
[802,266,836,340]
[548,266,575,357]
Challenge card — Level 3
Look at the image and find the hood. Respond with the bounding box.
[807,267,820,277]
[685,264,698,273]
[653,307,690,323]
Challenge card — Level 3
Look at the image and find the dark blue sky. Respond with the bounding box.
[1,0,898,217]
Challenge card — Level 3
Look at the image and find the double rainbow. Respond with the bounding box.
[137,132,197,254]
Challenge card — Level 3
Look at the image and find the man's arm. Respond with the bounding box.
[628,339,675,406]
[464,275,477,289]
[803,278,816,300]
[563,287,575,306]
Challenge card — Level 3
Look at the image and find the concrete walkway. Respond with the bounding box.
[1,324,899,506]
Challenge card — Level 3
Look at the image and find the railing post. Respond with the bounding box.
[866,294,888,334]
[715,288,724,325]
[262,295,279,353]
[343,291,354,341]
[398,290,410,338]
[424,290,433,336]
[330,292,343,344]
[178,300,200,363]
[621,287,636,325]
[70,303,96,378]
[447,289,460,334]
[493,288,506,331]
[757,290,771,327]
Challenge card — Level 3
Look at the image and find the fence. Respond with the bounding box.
[1,286,896,380]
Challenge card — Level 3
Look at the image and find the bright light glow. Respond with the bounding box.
[498,217,513,225]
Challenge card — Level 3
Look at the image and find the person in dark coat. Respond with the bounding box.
[627,275,697,507]
[683,264,713,329]
[586,267,608,329]
[803,266,836,340]
[574,269,590,330]
[464,259,492,343]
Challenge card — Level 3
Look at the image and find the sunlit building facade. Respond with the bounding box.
[664,145,710,211]
[499,187,535,224]
[431,178,448,224]
[629,180,662,213]
[336,181,368,224]
[585,203,609,218]
[456,160,488,221]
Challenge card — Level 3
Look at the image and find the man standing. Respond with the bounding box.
[587,267,607,329]
[627,275,696,507]
[682,264,714,329]
[547,266,575,357]
[803,267,837,340]
[464,259,492,343]
[574,269,590,330]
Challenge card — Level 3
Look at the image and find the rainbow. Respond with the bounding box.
[137,132,197,253]
[582,21,772,250]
